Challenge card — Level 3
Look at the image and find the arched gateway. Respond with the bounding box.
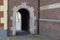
[11,3,36,35]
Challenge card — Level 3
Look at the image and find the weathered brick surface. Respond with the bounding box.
[0,23,4,29]
[0,11,3,18]
[40,8,60,20]
[40,0,60,40]
[39,21,60,40]
[0,0,3,6]
[40,0,60,6]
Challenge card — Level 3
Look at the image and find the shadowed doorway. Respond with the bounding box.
[16,8,30,35]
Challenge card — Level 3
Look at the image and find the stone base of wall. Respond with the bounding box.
[0,30,7,38]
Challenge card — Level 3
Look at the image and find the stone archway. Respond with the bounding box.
[12,3,36,35]
[16,8,30,35]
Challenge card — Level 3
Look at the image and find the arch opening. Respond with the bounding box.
[16,8,30,35]
[12,3,36,36]
[18,8,30,31]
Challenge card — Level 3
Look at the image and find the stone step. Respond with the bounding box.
[16,30,30,36]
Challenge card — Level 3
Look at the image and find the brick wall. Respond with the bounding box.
[0,0,4,29]
[0,0,3,5]
[40,0,60,40]
[0,11,3,29]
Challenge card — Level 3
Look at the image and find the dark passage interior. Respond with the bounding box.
[18,8,29,31]
[16,8,30,35]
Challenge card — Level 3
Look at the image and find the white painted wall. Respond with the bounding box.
[16,12,21,31]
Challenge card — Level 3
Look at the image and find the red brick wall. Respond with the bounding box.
[0,0,3,6]
[40,9,60,20]
[0,11,4,29]
[40,0,60,40]
[0,0,4,30]
[40,0,60,6]
[0,11,3,18]
[0,23,4,29]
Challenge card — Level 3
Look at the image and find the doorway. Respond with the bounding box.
[16,8,30,35]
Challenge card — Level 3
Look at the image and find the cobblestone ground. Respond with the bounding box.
[0,35,47,40]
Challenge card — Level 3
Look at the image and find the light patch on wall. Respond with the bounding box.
[40,19,60,22]
[40,3,60,11]
[40,6,49,10]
